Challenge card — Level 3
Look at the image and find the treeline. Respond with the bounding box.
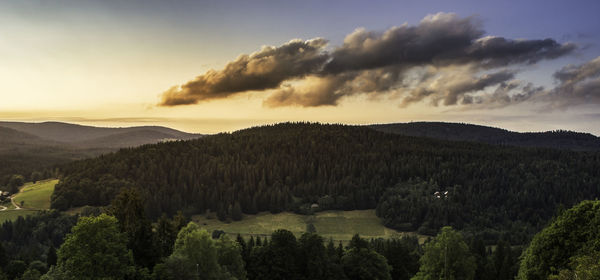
[370,122,600,151]
[0,156,59,193]
[2,191,595,279]
[0,211,520,280]
[52,123,600,243]
[0,211,77,279]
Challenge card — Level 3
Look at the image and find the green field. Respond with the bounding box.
[0,179,58,223]
[13,179,58,210]
[192,209,427,243]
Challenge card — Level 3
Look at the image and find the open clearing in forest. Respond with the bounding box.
[192,209,427,243]
[13,179,58,210]
[0,179,58,223]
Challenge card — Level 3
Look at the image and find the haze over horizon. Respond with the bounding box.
[2,0,600,134]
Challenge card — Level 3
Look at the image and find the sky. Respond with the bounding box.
[1,0,600,134]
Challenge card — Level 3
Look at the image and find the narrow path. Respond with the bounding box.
[10,186,26,210]
[0,206,6,211]
[11,196,21,210]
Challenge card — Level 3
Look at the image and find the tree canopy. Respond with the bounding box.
[50,214,134,279]
[412,226,476,280]
[518,200,600,280]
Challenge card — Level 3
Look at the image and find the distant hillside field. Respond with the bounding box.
[14,179,58,210]
[0,179,58,223]
[192,209,425,243]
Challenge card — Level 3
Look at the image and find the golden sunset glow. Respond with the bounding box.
[1,1,599,134]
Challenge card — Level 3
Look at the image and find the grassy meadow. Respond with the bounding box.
[13,179,58,210]
[0,179,58,223]
[192,209,427,243]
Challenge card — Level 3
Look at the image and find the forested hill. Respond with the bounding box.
[370,122,600,151]
[0,121,202,186]
[52,122,600,243]
[0,121,201,147]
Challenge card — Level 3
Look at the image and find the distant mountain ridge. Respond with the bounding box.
[0,121,202,184]
[370,122,600,151]
[0,121,200,147]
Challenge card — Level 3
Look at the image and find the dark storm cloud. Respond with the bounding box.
[323,13,574,73]
[545,56,600,108]
[159,13,575,108]
[159,38,329,106]
[322,13,484,73]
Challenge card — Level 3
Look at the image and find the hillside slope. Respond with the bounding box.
[0,121,201,185]
[0,121,200,145]
[0,126,54,147]
[370,122,600,151]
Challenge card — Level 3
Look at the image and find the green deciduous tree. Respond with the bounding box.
[412,226,476,280]
[215,235,247,280]
[50,214,135,279]
[20,268,41,280]
[548,252,600,280]
[159,222,246,279]
[518,200,600,280]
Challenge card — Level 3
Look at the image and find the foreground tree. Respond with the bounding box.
[341,234,391,280]
[298,232,341,280]
[250,229,300,280]
[110,188,158,268]
[155,222,245,279]
[44,214,134,279]
[412,226,476,280]
[548,251,600,280]
[215,236,247,280]
[518,200,600,280]
[155,213,178,259]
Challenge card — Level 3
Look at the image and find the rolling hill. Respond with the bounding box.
[0,126,53,148]
[0,121,200,146]
[370,122,600,151]
[52,122,600,243]
[0,121,202,186]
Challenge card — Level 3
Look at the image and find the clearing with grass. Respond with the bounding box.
[13,179,58,210]
[192,209,427,243]
[0,179,58,223]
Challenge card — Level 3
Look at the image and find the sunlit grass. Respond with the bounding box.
[13,179,58,210]
[192,209,426,243]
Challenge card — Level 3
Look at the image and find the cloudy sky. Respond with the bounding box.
[1,0,600,134]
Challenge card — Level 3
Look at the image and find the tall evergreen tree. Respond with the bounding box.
[110,188,158,268]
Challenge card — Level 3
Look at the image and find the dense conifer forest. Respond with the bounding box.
[51,122,600,243]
